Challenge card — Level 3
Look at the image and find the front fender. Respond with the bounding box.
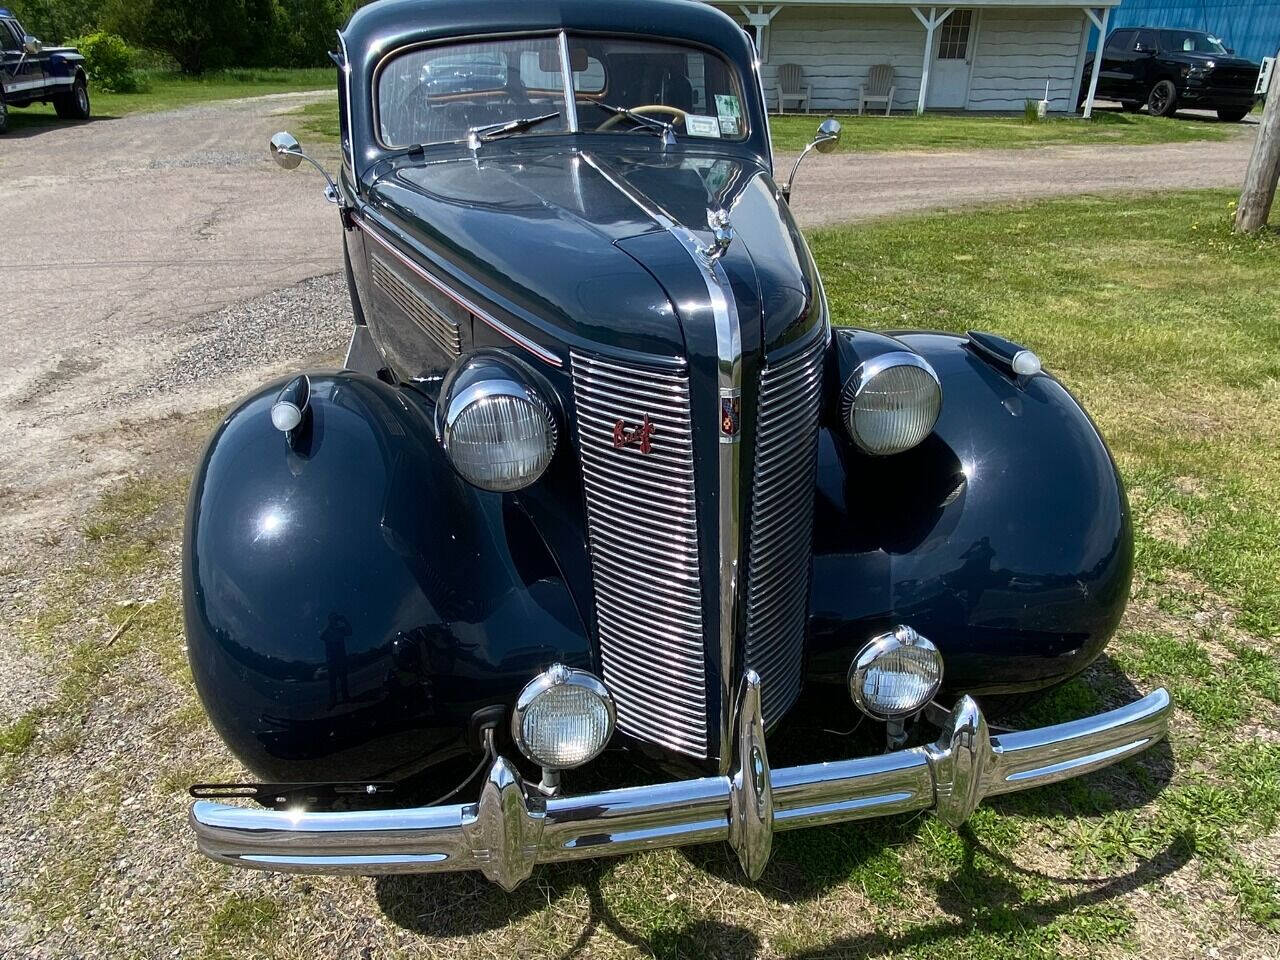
[808,333,1132,695]
[183,373,590,783]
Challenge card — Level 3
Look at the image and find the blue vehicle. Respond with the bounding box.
[185,0,1172,891]
[0,9,89,133]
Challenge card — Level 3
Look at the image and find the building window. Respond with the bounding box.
[937,10,973,60]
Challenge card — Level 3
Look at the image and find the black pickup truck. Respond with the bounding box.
[0,8,89,133]
[1085,26,1259,122]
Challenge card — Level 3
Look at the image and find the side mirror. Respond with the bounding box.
[22,36,41,55]
[813,117,842,153]
[269,131,340,203]
[781,118,841,201]
[270,131,305,170]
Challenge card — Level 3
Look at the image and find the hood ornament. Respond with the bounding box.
[699,208,734,264]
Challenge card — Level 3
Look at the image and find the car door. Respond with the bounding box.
[1097,29,1134,99]
[0,17,43,101]
[1129,29,1161,94]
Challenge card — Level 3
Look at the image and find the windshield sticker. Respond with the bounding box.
[685,114,722,138]
[714,94,742,134]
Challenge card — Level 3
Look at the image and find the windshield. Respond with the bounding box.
[376,33,748,148]
[1160,30,1229,55]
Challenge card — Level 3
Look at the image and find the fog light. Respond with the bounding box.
[512,665,615,769]
[849,625,943,720]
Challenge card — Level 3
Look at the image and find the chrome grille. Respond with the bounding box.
[745,333,826,725]
[571,351,708,758]
[370,254,463,358]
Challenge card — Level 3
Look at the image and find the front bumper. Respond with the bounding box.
[191,676,1172,891]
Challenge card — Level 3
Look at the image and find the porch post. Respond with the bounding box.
[1081,6,1110,118]
[739,4,783,62]
[912,6,954,114]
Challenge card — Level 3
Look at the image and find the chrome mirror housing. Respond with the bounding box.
[22,36,42,56]
[813,117,842,153]
[269,131,305,170]
[268,131,340,203]
[781,118,841,201]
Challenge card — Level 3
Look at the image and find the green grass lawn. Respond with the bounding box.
[768,109,1238,152]
[5,66,332,132]
[5,190,1279,958]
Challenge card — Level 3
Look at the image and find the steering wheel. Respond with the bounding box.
[596,104,690,130]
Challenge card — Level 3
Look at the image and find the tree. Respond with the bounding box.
[135,0,250,74]
[9,0,102,43]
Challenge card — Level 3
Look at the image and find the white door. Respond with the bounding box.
[927,9,976,109]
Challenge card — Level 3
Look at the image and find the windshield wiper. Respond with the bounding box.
[466,111,561,148]
[590,101,678,147]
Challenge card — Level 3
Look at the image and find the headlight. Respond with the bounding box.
[848,625,944,719]
[512,665,615,769]
[841,353,941,456]
[441,361,558,492]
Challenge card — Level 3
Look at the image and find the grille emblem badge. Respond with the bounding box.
[720,391,742,443]
[613,416,655,454]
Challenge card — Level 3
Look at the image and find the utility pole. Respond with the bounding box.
[1236,57,1280,233]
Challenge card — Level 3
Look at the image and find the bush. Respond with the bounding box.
[1023,98,1041,123]
[67,31,142,92]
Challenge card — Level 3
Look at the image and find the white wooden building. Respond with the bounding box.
[708,1,1122,114]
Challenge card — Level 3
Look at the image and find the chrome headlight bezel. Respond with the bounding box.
[440,357,559,493]
[840,351,942,456]
[848,625,945,720]
[511,665,616,770]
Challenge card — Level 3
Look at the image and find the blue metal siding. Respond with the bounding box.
[1104,0,1280,64]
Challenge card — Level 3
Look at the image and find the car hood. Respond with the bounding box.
[1173,51,1259,69]
[364,146,820,362]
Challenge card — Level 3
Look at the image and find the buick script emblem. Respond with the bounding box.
[613,415,655,454]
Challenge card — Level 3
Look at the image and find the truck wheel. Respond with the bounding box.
[0,92,8,134]
[54,77,91,120]
[1146,80,1178,117]
[1217,108,1249,123]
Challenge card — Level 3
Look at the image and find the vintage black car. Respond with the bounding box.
[0,8,89,133]
[186,0,1171,890]
[1085,26,1259,121]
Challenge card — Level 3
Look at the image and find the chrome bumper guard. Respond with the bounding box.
[191,675,1172,890]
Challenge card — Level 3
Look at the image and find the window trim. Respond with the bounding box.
[370,28,752,152]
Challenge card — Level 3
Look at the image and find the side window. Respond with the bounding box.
[1133,30,1158,53]
[1104,30,1132,55]
[518,49,606,95]
[570,57,607,96]
[0,20,20,51]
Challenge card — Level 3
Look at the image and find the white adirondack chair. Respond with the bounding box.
[859,64,896,116]
[776,63,811,114]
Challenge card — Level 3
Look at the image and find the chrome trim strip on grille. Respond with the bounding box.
[744,332,826,725]
[369,254,463,358]
[572,351,709,758]
[353,214,562,367]
[676,243,743,773]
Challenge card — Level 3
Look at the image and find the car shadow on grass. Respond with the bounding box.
[374,654,1176,953]
[373,828,1191,958]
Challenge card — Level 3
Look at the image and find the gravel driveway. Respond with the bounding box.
[784,125,1256,227]
[0,92,350,577]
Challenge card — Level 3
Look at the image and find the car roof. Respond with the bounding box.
[343,0,749,60]
[339,0,768,176]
